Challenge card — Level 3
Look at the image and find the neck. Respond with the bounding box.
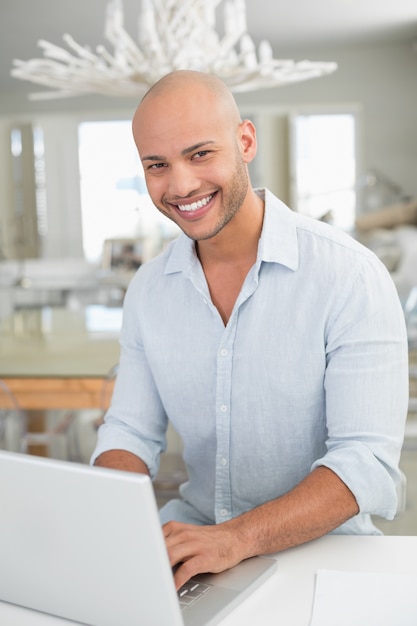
[196,189,264,267]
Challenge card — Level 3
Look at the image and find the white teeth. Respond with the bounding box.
[177,194,213,212]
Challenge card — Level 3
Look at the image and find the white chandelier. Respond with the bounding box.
[11,0,337,100]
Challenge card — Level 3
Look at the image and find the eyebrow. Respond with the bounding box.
[141,140,215,163]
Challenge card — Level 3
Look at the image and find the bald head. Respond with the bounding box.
[133,70,242,139]
[143,70,240,114]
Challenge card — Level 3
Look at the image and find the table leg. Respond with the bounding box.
[26,410,48,457]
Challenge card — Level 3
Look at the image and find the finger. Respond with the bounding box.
[167,533,203,570]
[163,520,193,541]
[173,556,207,590]
[163,522,201,555]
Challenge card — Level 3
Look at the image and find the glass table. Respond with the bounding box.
[0,305,121,411]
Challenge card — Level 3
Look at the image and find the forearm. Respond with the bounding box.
[227,465,359,560]
[165,465,359,589]
[94,449,150,475]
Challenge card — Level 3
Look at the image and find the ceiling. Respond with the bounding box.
[1,0,417,97]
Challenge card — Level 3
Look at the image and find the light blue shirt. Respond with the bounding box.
[92,189,409,534]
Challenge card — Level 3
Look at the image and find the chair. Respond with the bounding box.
[0,378,82,461]
[0,379,26,450]
[20,409,82,462]
[401,287,417,450]
[395,469,407,518]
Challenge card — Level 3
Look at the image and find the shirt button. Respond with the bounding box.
[220,404,228,413]
[220,348,228,357]
[220,457,228,466]
[219,509,228,517]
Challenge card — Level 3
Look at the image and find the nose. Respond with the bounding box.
[166,162,200,199]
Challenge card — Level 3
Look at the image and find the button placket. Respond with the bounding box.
[213,278,258,522]
[214,329,235,522]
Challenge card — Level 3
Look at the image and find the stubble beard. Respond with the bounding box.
[155,150,249,242]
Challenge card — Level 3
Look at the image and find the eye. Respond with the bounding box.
[192,150,211,160]
[147,162,167,170]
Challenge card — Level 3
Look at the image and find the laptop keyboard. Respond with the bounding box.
[178,579,212,609]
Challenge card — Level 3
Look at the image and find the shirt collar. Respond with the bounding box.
[164,188,299,275]
[257,188,299,271]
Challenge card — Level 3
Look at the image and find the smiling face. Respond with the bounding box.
[132,71,257,242]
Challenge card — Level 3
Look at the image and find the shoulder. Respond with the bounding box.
[296,213,375,260]
[262,188,385,276]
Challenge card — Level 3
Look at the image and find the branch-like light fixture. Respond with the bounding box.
[11,0,337,100]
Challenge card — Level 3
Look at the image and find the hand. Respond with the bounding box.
[163,520,246,590]
[163,467,359,590]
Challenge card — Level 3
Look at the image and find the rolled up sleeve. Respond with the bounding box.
[313,255,409,520]
[90,276,168,478]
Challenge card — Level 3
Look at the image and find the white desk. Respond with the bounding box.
[224,535,417,625]
[0,535,416,625]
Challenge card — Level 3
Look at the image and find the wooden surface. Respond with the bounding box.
[1,376,115,410]
[0,305,120,411]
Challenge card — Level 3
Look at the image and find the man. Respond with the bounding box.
[92,70,409,590]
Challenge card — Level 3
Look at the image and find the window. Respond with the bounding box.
[78,120,179,263]
[290,111,358,231]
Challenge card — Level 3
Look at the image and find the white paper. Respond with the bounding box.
[309,569,417,626]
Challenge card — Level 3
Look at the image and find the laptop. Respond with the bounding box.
[0,450,276,625]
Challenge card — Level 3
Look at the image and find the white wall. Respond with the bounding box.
[236,40,417,199]
[0,39,416,259]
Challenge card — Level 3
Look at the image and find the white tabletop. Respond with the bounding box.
[0,305,122,377]
[222,535,417,625]
[1,535,416,625]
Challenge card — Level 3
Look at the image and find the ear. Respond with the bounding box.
[238,119,257,164]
